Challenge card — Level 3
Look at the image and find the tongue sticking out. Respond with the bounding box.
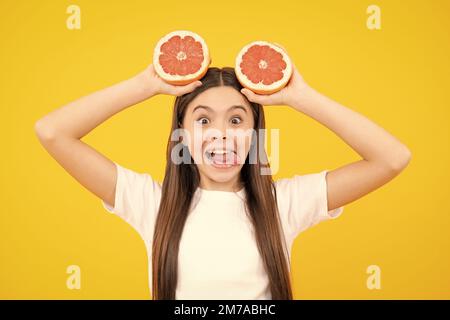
[211,152,239,166]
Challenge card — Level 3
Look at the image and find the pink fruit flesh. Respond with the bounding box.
[159,35,204,76]
[239,44,287,85]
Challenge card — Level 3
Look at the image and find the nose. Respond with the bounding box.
[212,132,227,140]
[208,125,228,141]
[203,122,235,146]
[208,129,230,147]
[208,133,233,151]
[212,135,226,141]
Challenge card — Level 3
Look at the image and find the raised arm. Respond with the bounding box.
[288,84,412,211]
[34,64,202,207]
[241,63,412,212]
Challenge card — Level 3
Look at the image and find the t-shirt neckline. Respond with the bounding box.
[196,186,246,198]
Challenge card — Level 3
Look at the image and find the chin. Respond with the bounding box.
[202,163,243,183]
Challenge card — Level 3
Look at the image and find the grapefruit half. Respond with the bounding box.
[153,30,211,85]
[235,41,293,95]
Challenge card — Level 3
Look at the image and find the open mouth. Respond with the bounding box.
[204,149,240,168]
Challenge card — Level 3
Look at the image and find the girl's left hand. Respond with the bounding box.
[240,46,310,107]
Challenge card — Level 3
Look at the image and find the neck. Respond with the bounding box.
[199,175,243,192]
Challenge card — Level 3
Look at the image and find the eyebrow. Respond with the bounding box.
[192,105,248,114]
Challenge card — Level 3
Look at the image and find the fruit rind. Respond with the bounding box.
[235,40,293,95]
[153,30,211,85]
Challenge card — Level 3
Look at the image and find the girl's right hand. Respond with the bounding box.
[139,64,203,97]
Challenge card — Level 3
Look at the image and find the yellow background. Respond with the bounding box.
[1,0,449,299]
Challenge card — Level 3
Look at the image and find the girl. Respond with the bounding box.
[35,59,411,300]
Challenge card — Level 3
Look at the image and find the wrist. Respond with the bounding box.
[287,85,317,112]
[132,69,158,99]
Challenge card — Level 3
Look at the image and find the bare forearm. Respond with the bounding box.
[291,86,411,170]
[35,70,155,140]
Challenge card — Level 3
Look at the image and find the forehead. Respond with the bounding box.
[186,86,251,113]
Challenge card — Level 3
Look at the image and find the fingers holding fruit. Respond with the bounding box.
[240,62,309,106]
[148,63,203,96]
[235,41,308,106]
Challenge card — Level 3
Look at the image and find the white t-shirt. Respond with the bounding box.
[102,162,344,300]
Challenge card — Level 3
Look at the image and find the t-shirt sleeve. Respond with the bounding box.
[101,162,162,241]
[275,169,344,241]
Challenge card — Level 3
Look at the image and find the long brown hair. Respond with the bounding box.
[152,67,293,299]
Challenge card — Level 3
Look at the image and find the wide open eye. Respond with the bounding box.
[230,117,242,125]
[196,117,210,125]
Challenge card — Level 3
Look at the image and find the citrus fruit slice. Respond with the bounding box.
[153,30,211,86]
[235,41,293,95]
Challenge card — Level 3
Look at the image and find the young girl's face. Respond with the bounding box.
[181,86,255,190]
